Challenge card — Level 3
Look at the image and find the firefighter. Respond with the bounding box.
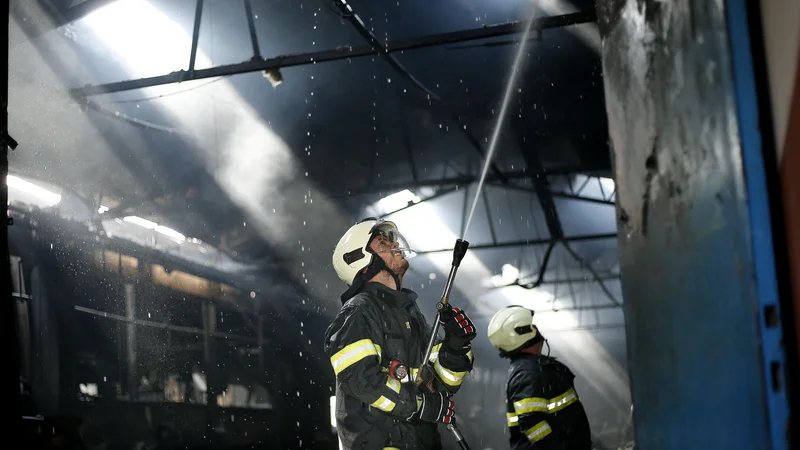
[324,218,477,450]
[487,306,592,450]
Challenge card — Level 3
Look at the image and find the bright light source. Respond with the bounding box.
[490,264,520,288]
[98,205,109,214]
[84,0,192,78]
[155,225,186,241]
[6,175,62,206]
[123,216,186,242]
[192,373,207,392]
[378,189,420,214]
[330,396,337,428]
[123,216,158,229]
[599,177,615,193]
[79,383,99,397]
[501,285,556,310]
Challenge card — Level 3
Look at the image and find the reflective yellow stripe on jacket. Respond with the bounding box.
[429,343,472,387]
[434,357,467,387]
[330,339,380,376]
[429,343,441,362]
[525,421,552,442]
[513,388,579,415]
[507,412,519,427]
[386,376,401,394]
[370,395,395,412]
[429,343,475,364]
[512,387,579,443]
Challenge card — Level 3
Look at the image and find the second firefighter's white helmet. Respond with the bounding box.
[332,218,415,286]
[487,306,541,353]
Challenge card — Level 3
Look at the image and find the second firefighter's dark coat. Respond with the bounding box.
[324,282,473,450]
[506,353,591,450]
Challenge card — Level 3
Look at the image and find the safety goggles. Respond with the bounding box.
[367,219,417,259]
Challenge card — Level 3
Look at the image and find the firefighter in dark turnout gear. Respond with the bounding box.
[324,218,477,450]
[487,306,591,450]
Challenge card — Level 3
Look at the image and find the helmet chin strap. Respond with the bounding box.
[339,253,402,303]
[367,256,402,290]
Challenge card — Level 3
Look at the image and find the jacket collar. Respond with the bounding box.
[513,352,555,366]
[361,282,418,308]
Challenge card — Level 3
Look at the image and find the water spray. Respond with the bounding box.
[461,5,538,238]
[415,7,539,449]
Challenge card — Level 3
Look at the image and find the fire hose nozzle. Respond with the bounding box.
[452,239,470,268]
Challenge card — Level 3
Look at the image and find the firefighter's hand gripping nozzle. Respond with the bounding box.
[416,239,471,450]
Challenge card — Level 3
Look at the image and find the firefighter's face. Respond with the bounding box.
[370,234,409,275]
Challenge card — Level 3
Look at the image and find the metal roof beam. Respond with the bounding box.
[69,11,597,97]
[414,233,617,254]
[333,165,605,198]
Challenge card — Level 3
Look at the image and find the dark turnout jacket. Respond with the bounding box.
[324,283,474,450]
[506,354,592,450]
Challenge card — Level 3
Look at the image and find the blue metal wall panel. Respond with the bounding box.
[725,0,790,447]
[596,0,790,448]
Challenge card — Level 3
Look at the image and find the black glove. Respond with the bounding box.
[439,304,477,350]
[409,392,455,424]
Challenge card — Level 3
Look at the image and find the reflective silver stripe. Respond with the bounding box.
[330,339,379,375]
[514,398,548,415]
[386,376,401,394]
[515,388,580,415]
[525,421,552,442]
[507,413,519,427]
[434,358,466,386]
[428,343,442,363]
[548,389,578,413]
[370,395,395,412]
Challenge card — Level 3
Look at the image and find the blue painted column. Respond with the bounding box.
[596,1,792,449]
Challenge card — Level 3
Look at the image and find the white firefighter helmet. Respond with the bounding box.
[332,218,415,286]
[487,306,542,353]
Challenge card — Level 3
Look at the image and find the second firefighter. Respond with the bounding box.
[488,306,592,450]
